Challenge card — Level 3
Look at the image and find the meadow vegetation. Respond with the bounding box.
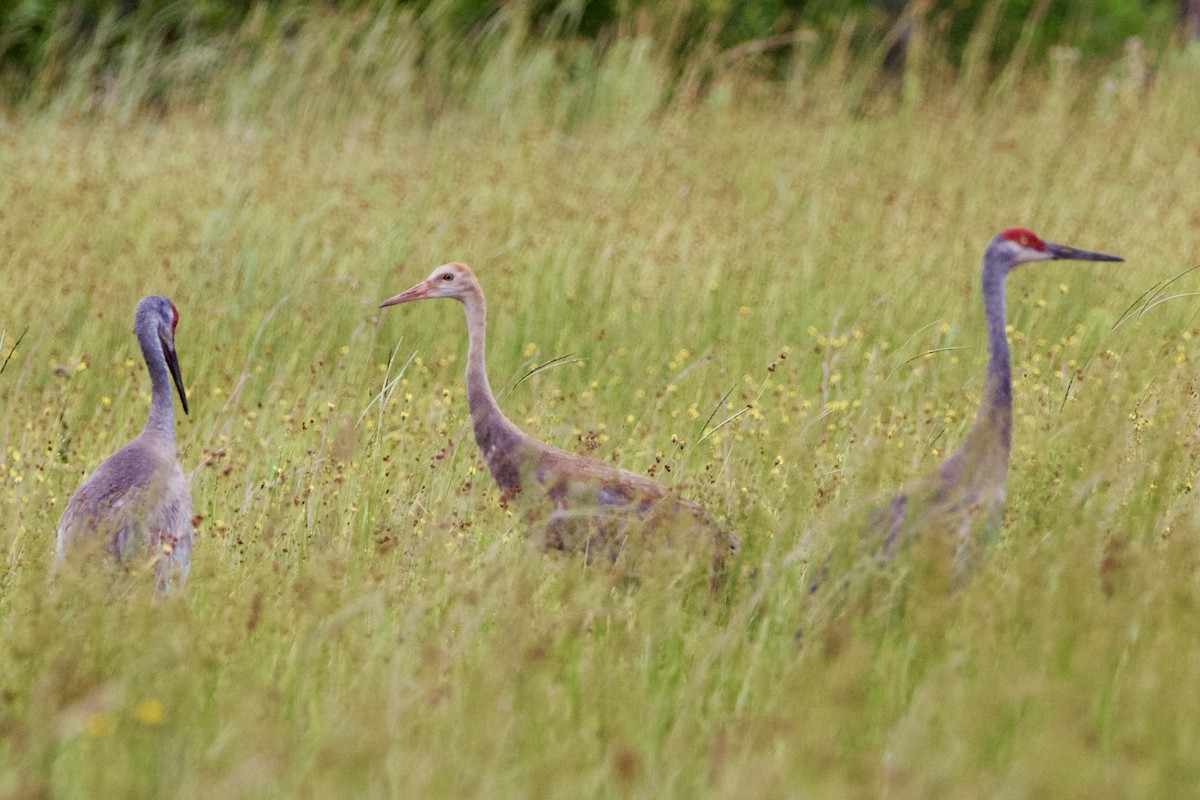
[2,9,1200,798]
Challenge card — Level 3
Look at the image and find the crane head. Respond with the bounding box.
[135,295,188,415]
[992,228,1123,270]
[379,262,479,307]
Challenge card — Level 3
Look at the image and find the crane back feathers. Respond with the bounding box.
[476,420,738,567]
[876,404,1010,577]
[56,434,193,593]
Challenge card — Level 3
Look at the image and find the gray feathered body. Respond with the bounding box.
[55,295,192,593]
[875,238,1014,573]
[56,434,193,591]
[874,230,1122,577]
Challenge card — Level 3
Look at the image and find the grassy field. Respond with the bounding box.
[2,20,1200,798]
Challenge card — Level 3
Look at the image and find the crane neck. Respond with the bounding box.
[970,258,1013,455]
[137,323,177,447]
[460,287,524,450]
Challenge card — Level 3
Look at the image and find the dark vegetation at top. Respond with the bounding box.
[0,0,1187,110]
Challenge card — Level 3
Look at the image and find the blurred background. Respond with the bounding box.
[2,0,1198,115]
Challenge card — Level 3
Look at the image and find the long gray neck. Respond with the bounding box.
[460,288,525,460]
[971,256,1013,454]
[137,322,176,446]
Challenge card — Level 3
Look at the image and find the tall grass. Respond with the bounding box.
[2,13,1200,798]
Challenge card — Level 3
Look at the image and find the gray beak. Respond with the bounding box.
[1044,241,1124,263]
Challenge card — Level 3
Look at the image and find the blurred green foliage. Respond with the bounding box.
[0,0,1182,105]
[933,0,1177,64]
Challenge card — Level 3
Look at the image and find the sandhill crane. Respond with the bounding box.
[56,295,193,593]
[877,228,1122,573]
[379,262,738,568]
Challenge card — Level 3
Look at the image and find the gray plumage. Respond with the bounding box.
[876,228,1123,573]
[56,295,193,593]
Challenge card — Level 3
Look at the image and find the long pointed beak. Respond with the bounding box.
[379,280,433,308]
[1045,241,1124,263]
[162,340,188,415]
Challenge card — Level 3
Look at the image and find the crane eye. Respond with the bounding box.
[441,273,454,281]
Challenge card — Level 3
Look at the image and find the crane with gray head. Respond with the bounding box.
[56,295,193,593]
[876,228,1123,574]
